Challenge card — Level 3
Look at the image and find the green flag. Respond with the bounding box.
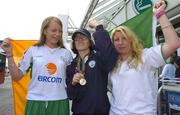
[110,8,154,48]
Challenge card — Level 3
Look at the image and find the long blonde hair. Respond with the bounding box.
[111,26,144,71]
[34,16,65,48]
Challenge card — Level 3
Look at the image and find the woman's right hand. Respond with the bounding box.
[72,72,84,85]
[0,38,13,57]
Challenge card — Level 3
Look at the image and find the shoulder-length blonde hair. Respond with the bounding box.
[111,26,144,70]
[34,16,65,48]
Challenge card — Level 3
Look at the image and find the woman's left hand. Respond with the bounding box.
[88,20,98,29]
[153,0,166,15]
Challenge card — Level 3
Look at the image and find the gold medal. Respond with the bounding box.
[79,78,86,85]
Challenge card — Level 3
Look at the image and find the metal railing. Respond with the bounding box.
[157,78,180,115]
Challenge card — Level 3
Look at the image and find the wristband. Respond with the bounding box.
[161,24,172,30]
[156,10,165,19]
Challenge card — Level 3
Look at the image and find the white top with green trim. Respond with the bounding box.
[109,45,165,115]
[18,45,72,101]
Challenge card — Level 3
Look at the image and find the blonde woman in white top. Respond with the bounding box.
[109,1,180,115]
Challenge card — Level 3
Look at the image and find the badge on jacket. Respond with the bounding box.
[88,60,96,68]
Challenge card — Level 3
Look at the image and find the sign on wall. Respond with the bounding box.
[132,0,152,14]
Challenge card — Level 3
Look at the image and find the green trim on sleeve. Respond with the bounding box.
[29,62,33,79]
[160,43,167,64]
[26,61,33,79]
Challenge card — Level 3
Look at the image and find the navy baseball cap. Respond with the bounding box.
[72,28,91,40]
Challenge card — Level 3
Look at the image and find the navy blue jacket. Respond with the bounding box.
[66,25,118,114]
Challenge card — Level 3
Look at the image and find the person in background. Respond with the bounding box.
[108,0,180,115]
[160,55,176,80]
[0,16,72,115]
[0,52,6,84]
[159,55,176,114]
[174,56,180,78]
[66,20,118,115]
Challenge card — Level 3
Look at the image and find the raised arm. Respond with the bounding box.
[153,1,180,59]
[88,20,118,72]
[0,38,23,80]
[88,20,113,53]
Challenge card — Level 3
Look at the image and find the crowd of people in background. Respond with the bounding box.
[160,52,180,80]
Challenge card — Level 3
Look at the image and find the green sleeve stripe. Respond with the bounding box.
[160,43,167,64]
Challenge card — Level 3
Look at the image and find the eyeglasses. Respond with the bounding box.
[74,34,88,41]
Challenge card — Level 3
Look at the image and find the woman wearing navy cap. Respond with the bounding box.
[66,20,118,115]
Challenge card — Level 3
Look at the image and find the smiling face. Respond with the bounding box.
[74,33,90,52]
[113,31,131,57]
[44,20,62,48]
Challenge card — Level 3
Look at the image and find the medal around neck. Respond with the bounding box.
[79,78,86,85]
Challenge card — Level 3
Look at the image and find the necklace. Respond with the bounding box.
[77,57,85,74]
[76,54,89,86]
